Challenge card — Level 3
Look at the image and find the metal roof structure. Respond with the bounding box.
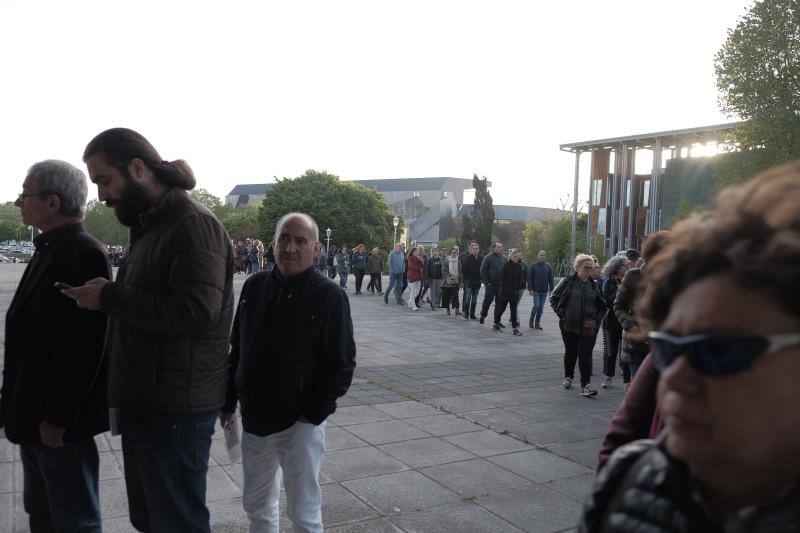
[559,121,744,153]
[458,204,563,222]
[228,177,477,197]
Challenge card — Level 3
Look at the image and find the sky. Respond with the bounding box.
[0,0,753,210]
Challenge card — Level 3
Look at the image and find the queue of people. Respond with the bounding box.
[0,129,355,533]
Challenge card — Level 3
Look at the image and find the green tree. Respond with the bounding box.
[519,220,547,263]
[220,206,261,241]
[670,199,702,225]
[258,170,398,252]
[714,0,800,185]
[545,214,588,274]
[83,200,129,245]
[0,220,26,242]
[471,174,495,252]
[190,188,223,212]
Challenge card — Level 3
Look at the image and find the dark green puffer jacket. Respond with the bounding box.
[101,188,234,414]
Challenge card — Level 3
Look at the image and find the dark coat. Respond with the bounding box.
[224,267,356,435]
[0,223,111,444]
[461,253,483,285]
[527,261,555,293]
[550,274,605,334]
[499,260,524,297]
[100,189,235,415]
[614,267,650,364]
[480,253,506,284]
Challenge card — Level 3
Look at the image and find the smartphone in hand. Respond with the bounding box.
[54,282,74,290]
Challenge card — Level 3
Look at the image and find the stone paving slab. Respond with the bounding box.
[0,267,621,532]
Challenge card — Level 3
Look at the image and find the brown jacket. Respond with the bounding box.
[101,189,234,414]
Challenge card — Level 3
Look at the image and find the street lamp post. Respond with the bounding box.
[392,216,399,245]
[325,227,332,254]
[28,225,33,243]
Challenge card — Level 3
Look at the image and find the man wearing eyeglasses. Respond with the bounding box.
[0,160,111,532]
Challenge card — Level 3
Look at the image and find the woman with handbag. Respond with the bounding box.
[550,254,606,397]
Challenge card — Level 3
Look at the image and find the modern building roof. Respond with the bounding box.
[458,204,564,222]
[559,121,745,153]
[227,177,477,197]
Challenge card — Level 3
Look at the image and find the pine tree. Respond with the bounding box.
[471,174,495,252]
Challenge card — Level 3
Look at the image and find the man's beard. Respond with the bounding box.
[109,178,153,227]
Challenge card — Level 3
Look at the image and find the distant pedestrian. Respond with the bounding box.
[493,248,524,335]
[551,254,606,397]
[600,256,630,390]
[527,249,554,329]
[335,245,350,289]
[406,247,423,310]
[425,248,444,310]
[416,245,429,307]
[479,243,506,324]
[384,242,405,305]
[326,245,337,279]
[350,244,368,295]
[441,247,461,316]
[366,247,384,295]
[461,241,482,320]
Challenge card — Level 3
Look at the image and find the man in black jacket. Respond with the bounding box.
[461,241,483,320]
[222,213,356,533]
[65,129,234,533]
[1,160,110,532]
[479,242,507,324]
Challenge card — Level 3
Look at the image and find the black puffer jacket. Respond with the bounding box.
[550,274,605,334]
[224,267,356,436]
[580,439,800,532]
[101,188,235,415]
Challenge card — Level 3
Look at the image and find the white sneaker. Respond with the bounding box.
[581,385,598,397]
[562,377,572,389]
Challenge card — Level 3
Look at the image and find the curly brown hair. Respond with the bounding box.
[640,161,800,330]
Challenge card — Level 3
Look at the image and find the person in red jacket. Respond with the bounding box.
[406,246,424,310]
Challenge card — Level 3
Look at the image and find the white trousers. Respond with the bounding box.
[407,280,421,309]
[241,421,327,533]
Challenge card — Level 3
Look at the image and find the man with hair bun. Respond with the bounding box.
[63,128,235,533]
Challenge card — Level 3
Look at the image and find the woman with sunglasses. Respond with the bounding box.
[580,162,800,532]
[550,253,606,397]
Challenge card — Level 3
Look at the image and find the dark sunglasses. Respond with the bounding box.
[648,331,800,376]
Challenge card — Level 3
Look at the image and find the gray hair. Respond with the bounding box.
[275,212,319,241]
[27,160,88,218]
[602,256,629,278]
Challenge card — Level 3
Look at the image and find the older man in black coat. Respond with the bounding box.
[0,160,110,532]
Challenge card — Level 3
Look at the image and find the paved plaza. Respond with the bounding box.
[0,264,628,532]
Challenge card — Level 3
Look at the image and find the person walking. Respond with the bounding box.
[425,247,444,310]
[527,249,555,329]
[441,247,461,316]
[335,245,350,290]
[550,254,606,397]
[461,241,482,320]
[614,232,670,378]
[478,243,506,324]
[493,248,524,335]
[600,255,630,389]
[415,245,429,307]
[366,247,384,295]
[350,244,368,295]
[406,246,423,310]
[326,245,337,280]
[384,243,405,305]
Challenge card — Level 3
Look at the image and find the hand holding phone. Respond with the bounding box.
[54,282,74,290]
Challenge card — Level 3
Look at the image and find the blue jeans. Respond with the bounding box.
[120,411,216,533]
[21,439,101,533]
[530,291,547,325]
[479,283,498,319]
[462,282,481,317]
[338,271,348,288]
[385,272,404,303]
[327,265,336,279]
[250,259,261,274]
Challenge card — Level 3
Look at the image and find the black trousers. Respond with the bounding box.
[354,269,366,293]
[493,293,518,327]
[367,273,382,293]
[561,327,598,387]
[603,326,632,383]
[479,283,497,319]
[441,286,460,310]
